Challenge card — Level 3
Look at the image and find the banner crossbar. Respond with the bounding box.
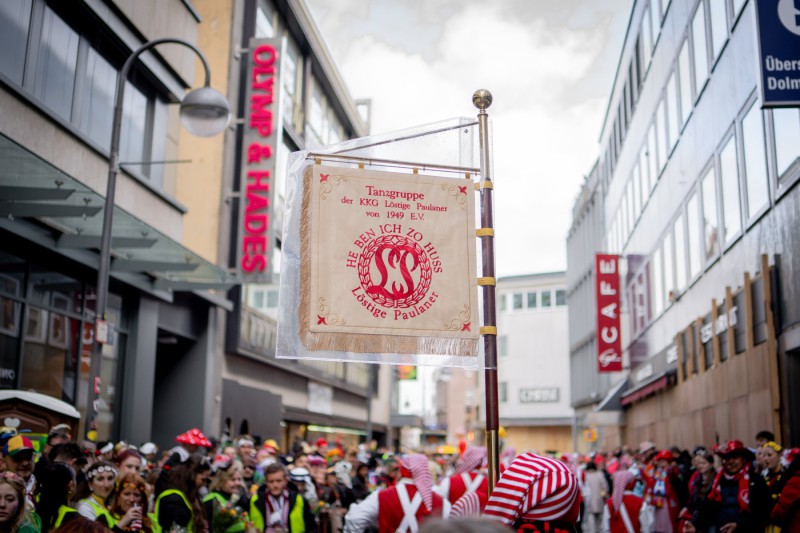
[306,152,480,175]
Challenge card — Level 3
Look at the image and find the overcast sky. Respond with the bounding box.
[305,0,632,277]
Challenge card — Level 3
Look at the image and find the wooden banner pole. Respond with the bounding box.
[474,89,500,492]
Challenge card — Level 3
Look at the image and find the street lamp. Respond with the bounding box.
[86,38,230,440]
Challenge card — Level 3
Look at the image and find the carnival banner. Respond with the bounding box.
[299,164,479,356]
[596,254,622,372]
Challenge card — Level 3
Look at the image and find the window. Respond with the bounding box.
[255,0,276,38]
[692,3,709,98]
[651,247,664,316]
[663,232,675,302]
[79,48,116,150]
[666,72,680,151]
[648,123,659,191]
[34,6,79,121]
[640,145,651,196]
[556,289,566,306]
[701,166,720,261]
[283,36,304,133]
[499,294,507,311]
[500,382,507,403]
[252,290,265,309]
[709,0,728,62]
[719,134,742,243]
[741,101,769,219]
[661,0,672,20]
[642,5,653,70]
[657,99,669,171]
[626,182,635,236]
[732,0,746,19]
[674,215,688,290]
[0,0,32,84]
[687,192,702,278]
[526,291,537,308]
[678,40,693,127]
[772,109,800,181]
[632,170,641,222]
[513,293,523,310]
[499,335,508,356]
[541,290,552,308]
[266,289,279,308]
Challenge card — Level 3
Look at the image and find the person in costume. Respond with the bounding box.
[768,446,800,532]
[109,472,153,533]
[154,455,211,532]
[684,440,768,532]
[116,450,144,477]
[344,453,449,533]
[203,456,248,533]
[645,451,680,533]
[75,461,117,527]
[600,470,653,533]
[155,428,213,498]
[434,447,488,506]
[250,462,316,533]
[2,436,36,510]
[483,452,581,533]
[35,462,79,532]
[761,441,800,533]
[0,472,40,532]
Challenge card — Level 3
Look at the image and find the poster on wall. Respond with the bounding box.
[596,254,622,372]
[298,164,479,357]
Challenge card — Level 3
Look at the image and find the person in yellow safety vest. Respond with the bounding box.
[154,455,212,533]
[203,456,249,532]
[75,461,118,528]
[34,462,79,532]
[250,462,317,532]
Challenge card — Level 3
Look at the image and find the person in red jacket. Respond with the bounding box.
[601,470,654,533]
[435,447,488,505]
[343,453,448,532]
[768,447,800,533]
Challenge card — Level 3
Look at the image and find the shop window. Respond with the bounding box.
[687,192,702,279]
[556,290,566,306]
[541,290,552,308]
[33,6,79,121]
[678,40,693,127]
[29,269,83,315]
[0,0,32,84]
[719,133,742,243]
[0,296,21,389]
[526,291,537,309]
[701,166,720,261]
[0,252,26,298]
[674,214,688,291]
[499,335,508,357]
[741,101,769,219]
[20,307,80,403]
[708,0,728,62]
[513,293,523,310]
[772,108,800,182]
[692,2,709,99]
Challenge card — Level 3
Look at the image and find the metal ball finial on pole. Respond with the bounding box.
[85,38,230,441]
[473,88,500,492]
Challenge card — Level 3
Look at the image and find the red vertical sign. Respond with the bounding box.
[596,254,622,372]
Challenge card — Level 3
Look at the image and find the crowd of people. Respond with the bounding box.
[0,422,797,533]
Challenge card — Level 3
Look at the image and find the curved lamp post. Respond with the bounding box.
[87,38,230,440]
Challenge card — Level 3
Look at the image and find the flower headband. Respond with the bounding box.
[87,464,117,479]
[119,481,142,491]
[763,441,782,452]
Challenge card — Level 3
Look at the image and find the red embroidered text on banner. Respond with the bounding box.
[596,254,622,372]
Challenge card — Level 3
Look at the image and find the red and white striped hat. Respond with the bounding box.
[611,470,636,511]
[456,447,487,475]
[397,453,434,511]
[450,491,488,518]
[483,452,579,525]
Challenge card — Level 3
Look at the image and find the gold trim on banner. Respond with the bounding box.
[476,228,494,237]
[480,326,497,335]
[477,277,496,286]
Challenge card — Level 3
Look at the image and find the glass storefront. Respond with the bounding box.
[0,250,125,440]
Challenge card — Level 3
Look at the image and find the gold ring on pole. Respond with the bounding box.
[477,277,496,286]
[480,326,498,335]
[476,228,494,237]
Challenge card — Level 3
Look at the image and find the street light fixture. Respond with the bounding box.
[86,38,230,440]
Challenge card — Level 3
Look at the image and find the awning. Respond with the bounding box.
[595,377,629,412]
[0,134,238,294]
[620,370,675,406]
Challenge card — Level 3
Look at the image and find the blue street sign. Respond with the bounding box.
[754,0,800,107]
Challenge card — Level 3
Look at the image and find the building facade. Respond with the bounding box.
[0,0,237,444]
[567,0,800,450]
[496,273,574,453]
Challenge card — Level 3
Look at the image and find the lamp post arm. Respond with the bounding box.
[88,37,213,441]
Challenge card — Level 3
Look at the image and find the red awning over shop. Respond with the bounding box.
[620,375,669,406]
